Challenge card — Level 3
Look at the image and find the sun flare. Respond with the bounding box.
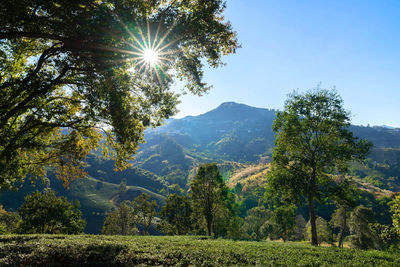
[142,48,159,67]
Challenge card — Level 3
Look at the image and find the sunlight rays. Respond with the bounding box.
[114,14,181,86]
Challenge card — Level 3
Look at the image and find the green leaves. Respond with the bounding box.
[266,88,372,245]
[17,190,86,234]
[267,89,372,202]
[0,0,238,189]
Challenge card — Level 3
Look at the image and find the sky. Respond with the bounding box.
[173,0,400,127]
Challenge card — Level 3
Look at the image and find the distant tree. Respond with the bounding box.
[0,205,20,234]
[18,190,85,234]
[190,163,228,236]
[390,194,400,236]
[291,215,307,241]
[119,178,127,193]
[369,223,399,250]
[213,190,242,238]
[270,204,296,241]
[102,200,137,235]
[167,184,186,196]
[0,0,238,190]
[348,205,378,249]
[243,206,271,240]
[266,89,371,245]
[159,194,192,235]
[306,217,333,245]
[132,193,158,235]
[330,175,359,248]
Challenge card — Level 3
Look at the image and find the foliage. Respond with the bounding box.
[269,204,296,241]
[0,0,238,190]
[348,205,378,249]
[390,194,400,235]
[102,200,138,235]
[242,206,271,240]
[266,89,372,245]
[370,223,399,250]
[17,190,85,234]
[211,189,242,238]
[1,235,400,266]
[330,175,360,247]
[190,163,228,236]
[159,194,192,235]
[132,193,158,235]
[306,217,333,245]
[291,215,307,241]
[0,205,20,234]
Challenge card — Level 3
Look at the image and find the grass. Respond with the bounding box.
[0,235,399,266]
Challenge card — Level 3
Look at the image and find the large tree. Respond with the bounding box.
[0,0,238,190]
[266,89,371,245]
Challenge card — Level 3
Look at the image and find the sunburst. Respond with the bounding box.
[141,48,159,67]
[115,16,180,85]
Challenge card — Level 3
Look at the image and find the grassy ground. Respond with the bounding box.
[0,235,399,266]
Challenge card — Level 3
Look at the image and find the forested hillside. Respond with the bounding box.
[0,102,399,233]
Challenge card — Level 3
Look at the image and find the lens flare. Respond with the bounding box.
[142,49,159,67]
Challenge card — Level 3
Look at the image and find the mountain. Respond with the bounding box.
[142,102,277,162]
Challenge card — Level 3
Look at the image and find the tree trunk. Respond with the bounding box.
[206,218,212,236]
[308,193,318,246]
[338,207,346,248]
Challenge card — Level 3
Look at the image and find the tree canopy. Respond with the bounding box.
[0,0,238,190]
[266,89,371,245]
[17,190,85,234]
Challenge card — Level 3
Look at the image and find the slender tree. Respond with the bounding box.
[266,89,371,245]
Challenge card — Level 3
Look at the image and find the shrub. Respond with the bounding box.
[17,190,85,234]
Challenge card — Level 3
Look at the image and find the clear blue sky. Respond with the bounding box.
[173,0,400,127]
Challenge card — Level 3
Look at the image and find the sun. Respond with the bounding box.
[141,48,159,67]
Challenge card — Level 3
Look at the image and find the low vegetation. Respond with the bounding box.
[0,235,399,266]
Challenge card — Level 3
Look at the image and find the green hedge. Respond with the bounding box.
[0,235,399,266]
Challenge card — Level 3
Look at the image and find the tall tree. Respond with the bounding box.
[266,89,371,245]
[0,0,238,190]
[190,163,227,236]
